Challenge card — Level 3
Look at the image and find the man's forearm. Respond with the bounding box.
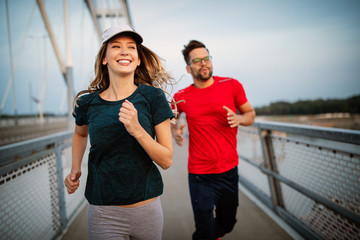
[238,110,256,126]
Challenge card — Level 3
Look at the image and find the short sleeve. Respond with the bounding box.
[72,95,90,125]
[152,88,174,126]
[232,79,248,108]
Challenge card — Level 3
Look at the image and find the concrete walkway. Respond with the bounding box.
[62,141,295,240]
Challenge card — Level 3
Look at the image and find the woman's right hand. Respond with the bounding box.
[64,170,82,194]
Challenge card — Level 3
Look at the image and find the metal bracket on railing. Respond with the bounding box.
[258,129,285,209]
[259,162,270,176]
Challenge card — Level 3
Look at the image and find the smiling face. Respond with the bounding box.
[102,35,141,78]
[186,47,213,81]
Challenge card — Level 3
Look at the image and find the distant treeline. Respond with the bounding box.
[255,94,360,115]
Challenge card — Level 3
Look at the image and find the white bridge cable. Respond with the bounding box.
[77,0,87,92]
[0,2,37,116]
[5,0,16,118]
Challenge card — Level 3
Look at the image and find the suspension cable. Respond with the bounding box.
[1,0,17,120]
[0,3,37,117]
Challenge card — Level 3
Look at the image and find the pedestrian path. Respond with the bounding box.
[61,141,294,240]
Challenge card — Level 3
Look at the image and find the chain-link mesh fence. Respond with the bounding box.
[237,123,360,240]
[0,131,88,240]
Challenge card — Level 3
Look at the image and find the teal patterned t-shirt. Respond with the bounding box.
[73,84,174,205]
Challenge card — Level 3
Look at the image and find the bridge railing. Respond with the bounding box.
[0,130,88,240]
[237,121,360,240]
[1,121,359,240]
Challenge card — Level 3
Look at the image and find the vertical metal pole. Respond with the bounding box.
[55,142,67,232]
[5,0,18,125]
[42,35,48,122]
[64,0,72,68]
[258,129,284,210]
[65,67,74,130]
[64,0,74,129]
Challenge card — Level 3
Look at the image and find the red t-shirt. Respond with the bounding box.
[173,76,248,174]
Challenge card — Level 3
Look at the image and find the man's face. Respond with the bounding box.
[186,48,213,81]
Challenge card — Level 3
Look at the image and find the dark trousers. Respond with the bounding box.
[189,166,239,240]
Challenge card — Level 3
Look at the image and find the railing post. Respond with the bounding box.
[55,141,67,232]
[258,129,284,210]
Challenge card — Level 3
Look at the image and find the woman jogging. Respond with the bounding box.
[64,24,174,240]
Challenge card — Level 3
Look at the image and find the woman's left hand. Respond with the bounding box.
[119,100,142,137]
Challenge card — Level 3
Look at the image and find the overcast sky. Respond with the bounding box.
[0,0,359,115]
[128,0,360,107]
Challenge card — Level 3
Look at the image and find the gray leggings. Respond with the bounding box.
[87,197,163,240]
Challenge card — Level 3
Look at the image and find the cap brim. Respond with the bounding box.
[102,25,143,44]
[108,31,143,44]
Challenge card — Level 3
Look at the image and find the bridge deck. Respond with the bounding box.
[61,142,295,240]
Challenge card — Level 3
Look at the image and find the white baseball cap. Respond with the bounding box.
[101,24,143,44]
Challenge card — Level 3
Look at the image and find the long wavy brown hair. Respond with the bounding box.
[74,37,174,105]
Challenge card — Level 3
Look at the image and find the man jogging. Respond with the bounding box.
[172,40,256,240]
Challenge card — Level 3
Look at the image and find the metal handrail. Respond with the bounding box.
[0,130,73,175]
[254,120,360,144]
